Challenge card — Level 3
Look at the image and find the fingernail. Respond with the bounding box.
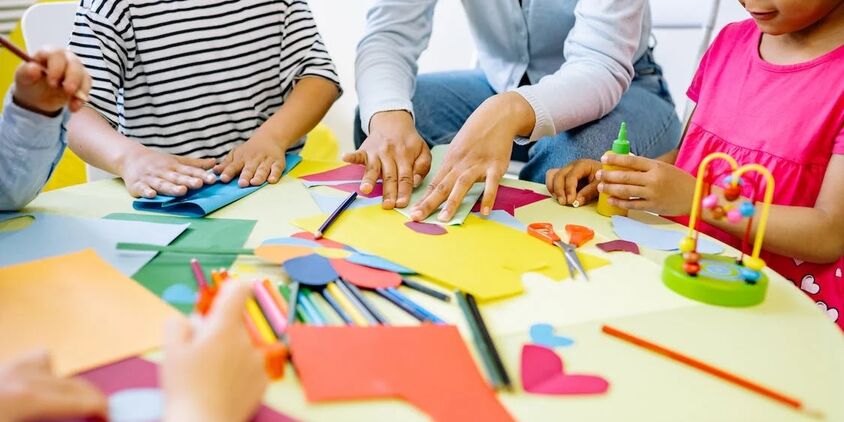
[411,210,423,220]
[360,183,372,194]
[572,200,580,208]
[595,170,602,180]
[601,155,608,163]
[557,196,566,205]
[413,174,422,187]
[482,206,491,216]
[597,183,604,192]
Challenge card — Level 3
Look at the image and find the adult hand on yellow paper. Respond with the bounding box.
[120,145,217,198]
[162,281,267,422]
[214,133,289,188]
[410,92,534,222]
[0,349,107,422]
[344,110,432,209]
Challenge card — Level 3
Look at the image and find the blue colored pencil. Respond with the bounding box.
[375,288,426,322]
[315,191,357,239]
[285,282,305,324]
[320,288,354,325]
[298,288,326,326]
[340,279,388,325]
[387,287,446,324]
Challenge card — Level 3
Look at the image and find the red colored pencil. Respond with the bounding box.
[601,325,822,418]
[0,35,89,103]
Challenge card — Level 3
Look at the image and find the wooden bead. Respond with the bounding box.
[727,208,743,223]
[683,252,701,263]
[702,194,718,209]
[683,262,701,275]
[740,267,761,284]
[739,201,755,217]
[711,206,726,220]
[724,185,741,201]
[743,256,766,271]
[679,236,696,253]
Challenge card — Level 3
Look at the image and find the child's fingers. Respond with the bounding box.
[597,182,646,200]
[129,181,156,198]
[7,348,52,375]
[220,159,244,184]
[61,51,86,97]
[212,154,232,174]
[545,168,560,197]
[22,378,107,421]
[176,164,216,184]
[163,316,193,351]
[205,281,253,331]
[602,153,653,171]
[267,160,284,183]
[563,162,594,205]
[162,171,202,190]
[15,62,44,86]
[598,169,647,186]
[177,156,216,170]
[238,159,260,187]
[575,180,600,206]
[608,197,652,211]
[149,177,188,196]
[44,48,68,88]
[250,159,272,185]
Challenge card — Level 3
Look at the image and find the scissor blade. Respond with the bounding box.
[561,244,590,281]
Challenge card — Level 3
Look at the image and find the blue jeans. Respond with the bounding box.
[354,49,682,183]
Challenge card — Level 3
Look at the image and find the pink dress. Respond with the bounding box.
[674,20,844,329]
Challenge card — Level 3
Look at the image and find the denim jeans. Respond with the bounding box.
[354,49,682,183]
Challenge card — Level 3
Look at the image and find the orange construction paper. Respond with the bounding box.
[0,249,181,376]
[253,244,314,264]
[288,325,514,422]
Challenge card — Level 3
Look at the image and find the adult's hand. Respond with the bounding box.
[343,111,431,209]
[410,92,535,222]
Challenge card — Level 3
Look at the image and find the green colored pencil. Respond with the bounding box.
[455,290,502,389]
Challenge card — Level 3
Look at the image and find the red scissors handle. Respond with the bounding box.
[528,222,560,245]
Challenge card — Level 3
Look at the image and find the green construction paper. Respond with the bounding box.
[105,213,257,314]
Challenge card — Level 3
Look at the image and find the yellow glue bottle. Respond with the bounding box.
[597,122,630,217]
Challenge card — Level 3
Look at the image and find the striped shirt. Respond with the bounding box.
[70,0,340,159]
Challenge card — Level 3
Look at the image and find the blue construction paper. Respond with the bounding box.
[0,213,188,275]
[161,283,197,305]
[475,210,527,231]
[109,388,164,422]
[309,189,381,214]
[133,154,302,218]
[263,237,322,248]
[283,254,337,287]
[611,216,724,254]
[530,323,574,348]
[347,252,416,274]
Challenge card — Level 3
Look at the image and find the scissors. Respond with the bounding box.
[528,222,590,281]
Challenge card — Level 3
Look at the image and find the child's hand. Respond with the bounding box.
[162,281,268,422]
[120,146,217,198]
[12,47,91,116]
[597,154,696,216]
[0,349,107,422]
[214,135,288,187]
[546,159,602,207]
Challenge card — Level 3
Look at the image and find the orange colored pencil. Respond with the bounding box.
[261,279,289,315]
[601,325,822,418]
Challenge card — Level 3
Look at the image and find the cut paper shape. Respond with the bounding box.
[396,145,485,226]
[476,210,527,231]
[293,206,610,301]
[0,250,181,376]
[347,252,416,274]
[309,189,381,213]
[75,357,292,422]
[292,231,355,251]
[133,154,301,217]
[263,236,322,248]
[596,239,640,255]
[405,221,447,235]
[529,323,574,348]
[330,259,402,289]
[110,388,163,422]
[471,185,549,216]
[300,163,365,182]
[0,212,188,276]
[314,246,352,259]
[254,244,314,264]
[289,325,514,422]
[161,283,197,305]
[0,214,33,232]
[283,254,338,287]
[611,216,724,254]
[521,344,609,395]
[105,213,256,315]
[565,224,594,247]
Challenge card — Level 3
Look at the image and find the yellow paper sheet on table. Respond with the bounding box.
[0,249,181,376]
[293,205,609,301]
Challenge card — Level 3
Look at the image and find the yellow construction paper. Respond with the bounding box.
[0,249,181,376]
[292,205,609,302]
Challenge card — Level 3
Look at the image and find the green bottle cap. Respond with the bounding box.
[612,122,630,154]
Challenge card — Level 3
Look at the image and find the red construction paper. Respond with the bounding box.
[520,344,609,395]
[404,221,447,235]
[292,232,352,250]
[471,186,549,216]
[289,325,513,422]
[300,164,365,182]
[330,259,402,289]
[596,239,640,255]
[565,224,594,247]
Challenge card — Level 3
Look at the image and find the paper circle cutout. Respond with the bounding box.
[314,247,352,260]
[109,388,164,422]
[330,259,401,289]
[283,254,338,286]
[254,245,313,264]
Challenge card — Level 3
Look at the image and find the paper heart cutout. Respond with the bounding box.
[529,323,574,348]
[565,225,594,248]
[816,301,839,322]
[596,239,640,255]
[800,275,820,295]
[836,268,842,278]
[161,283,197,305]
[521,344,609,395]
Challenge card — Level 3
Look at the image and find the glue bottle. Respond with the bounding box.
[596,122,630,217]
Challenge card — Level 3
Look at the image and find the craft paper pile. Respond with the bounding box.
[288,325,513,422]
[133,154,302,217]
[0,250,180,376]
[293,205,609,301]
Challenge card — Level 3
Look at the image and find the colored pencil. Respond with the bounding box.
[327,283,369,326]
[262,279,289,316]
[241,311,265,346]
[601,325,822,418]
[335,280,379,325]
[455,291,501,388]
[252,281,287,337]
[320,287,354,325]
[283,282,303,325]
[402,278,450,302]
[314,191,357,239]
[0,35,89,103]
[339,279,387,325]
[387,287,446,324]
[299,288,326,326]
[466,292,511,390]
[375,288,426,322]
[245,298,277,343]
[190,258,209,290]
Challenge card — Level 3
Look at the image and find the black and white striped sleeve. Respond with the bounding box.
[281,0,341,88]
[69,0,131,127]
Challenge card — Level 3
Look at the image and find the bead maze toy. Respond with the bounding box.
[662,153,775,307]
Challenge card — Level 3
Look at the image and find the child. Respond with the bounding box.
[548,0,844,328]
[0,47,90,211]
[68,0,341,198]
[0,281,268,422]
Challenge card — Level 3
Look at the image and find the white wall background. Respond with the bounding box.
[308,0,749,152]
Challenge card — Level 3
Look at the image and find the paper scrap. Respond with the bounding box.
[283,254,337,287]
[161,283,197,306]
[597,239,640,255]
[476,210,527,231]
[471,185,549,216]
[292,232,355,251]
[309,189,381,213]
[529,323,574,348]
[611,216,724,254]
[404,221,447,236]
[521,344,609,395]
[289,325,514,422]
[0,213,187,276]
[254,244,314,264]
[300,164,365,182]
[347,252,416,274]
[0,250,181,376]
[330,259,402,289]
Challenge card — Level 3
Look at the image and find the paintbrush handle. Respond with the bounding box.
[117,242,253,255]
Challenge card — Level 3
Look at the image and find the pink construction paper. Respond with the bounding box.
[520,344,610,395]
[404,221,448,235]
[301,164,366,182]
[472,186,549,216]
[333,182,383,199]
[596,240,640,255]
